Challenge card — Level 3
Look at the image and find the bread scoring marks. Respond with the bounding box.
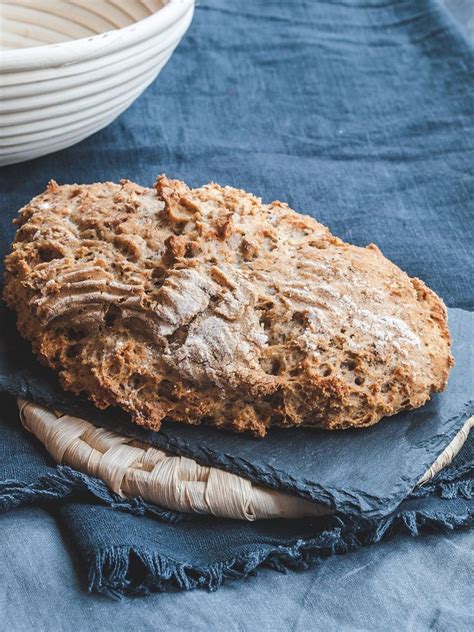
[3,176,452,436]
[154,268,215,336]
[162,268,271,391]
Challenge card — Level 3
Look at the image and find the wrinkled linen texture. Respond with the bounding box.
[0,0,473,610]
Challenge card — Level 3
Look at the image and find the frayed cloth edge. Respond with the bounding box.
[1,465,472,598]
[87,506,473,598]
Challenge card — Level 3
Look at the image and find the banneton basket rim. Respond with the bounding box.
[17,399,473,521]
[0,0,194,73]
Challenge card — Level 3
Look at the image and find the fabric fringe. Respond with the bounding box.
[411,477,472,500]
[87,503,473,598]
[1,463,472,597]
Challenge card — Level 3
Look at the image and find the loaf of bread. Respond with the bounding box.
[4,176,453,436]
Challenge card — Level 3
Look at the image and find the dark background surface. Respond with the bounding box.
[0,0,473,630]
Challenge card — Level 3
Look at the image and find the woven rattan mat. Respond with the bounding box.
[18,399,473,521]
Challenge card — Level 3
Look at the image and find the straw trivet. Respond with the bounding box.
[18,399,473,521]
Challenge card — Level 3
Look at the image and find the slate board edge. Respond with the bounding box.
[1,304,472,520]
[4,378,473,520]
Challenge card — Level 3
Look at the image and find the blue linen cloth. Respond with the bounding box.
[1,508,473,631]
[0,0,473,599]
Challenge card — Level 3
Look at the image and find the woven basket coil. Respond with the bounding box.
[18,399,473,521]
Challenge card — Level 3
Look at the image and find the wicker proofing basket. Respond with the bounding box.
[18,399,473,521]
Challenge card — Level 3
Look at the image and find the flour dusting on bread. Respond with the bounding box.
[3,176,453,436]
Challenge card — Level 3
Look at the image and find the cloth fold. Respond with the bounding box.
[0,0,473,597]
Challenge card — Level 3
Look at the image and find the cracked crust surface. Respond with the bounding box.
[4,176,453,436]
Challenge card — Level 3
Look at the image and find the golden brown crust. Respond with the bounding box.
[4,176,454,436]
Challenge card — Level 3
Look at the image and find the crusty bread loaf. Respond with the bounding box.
[4,176,453,436]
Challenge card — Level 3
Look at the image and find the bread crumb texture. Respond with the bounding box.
[4,177,453,436]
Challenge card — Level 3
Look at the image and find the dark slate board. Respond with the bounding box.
[0,303,472,519]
